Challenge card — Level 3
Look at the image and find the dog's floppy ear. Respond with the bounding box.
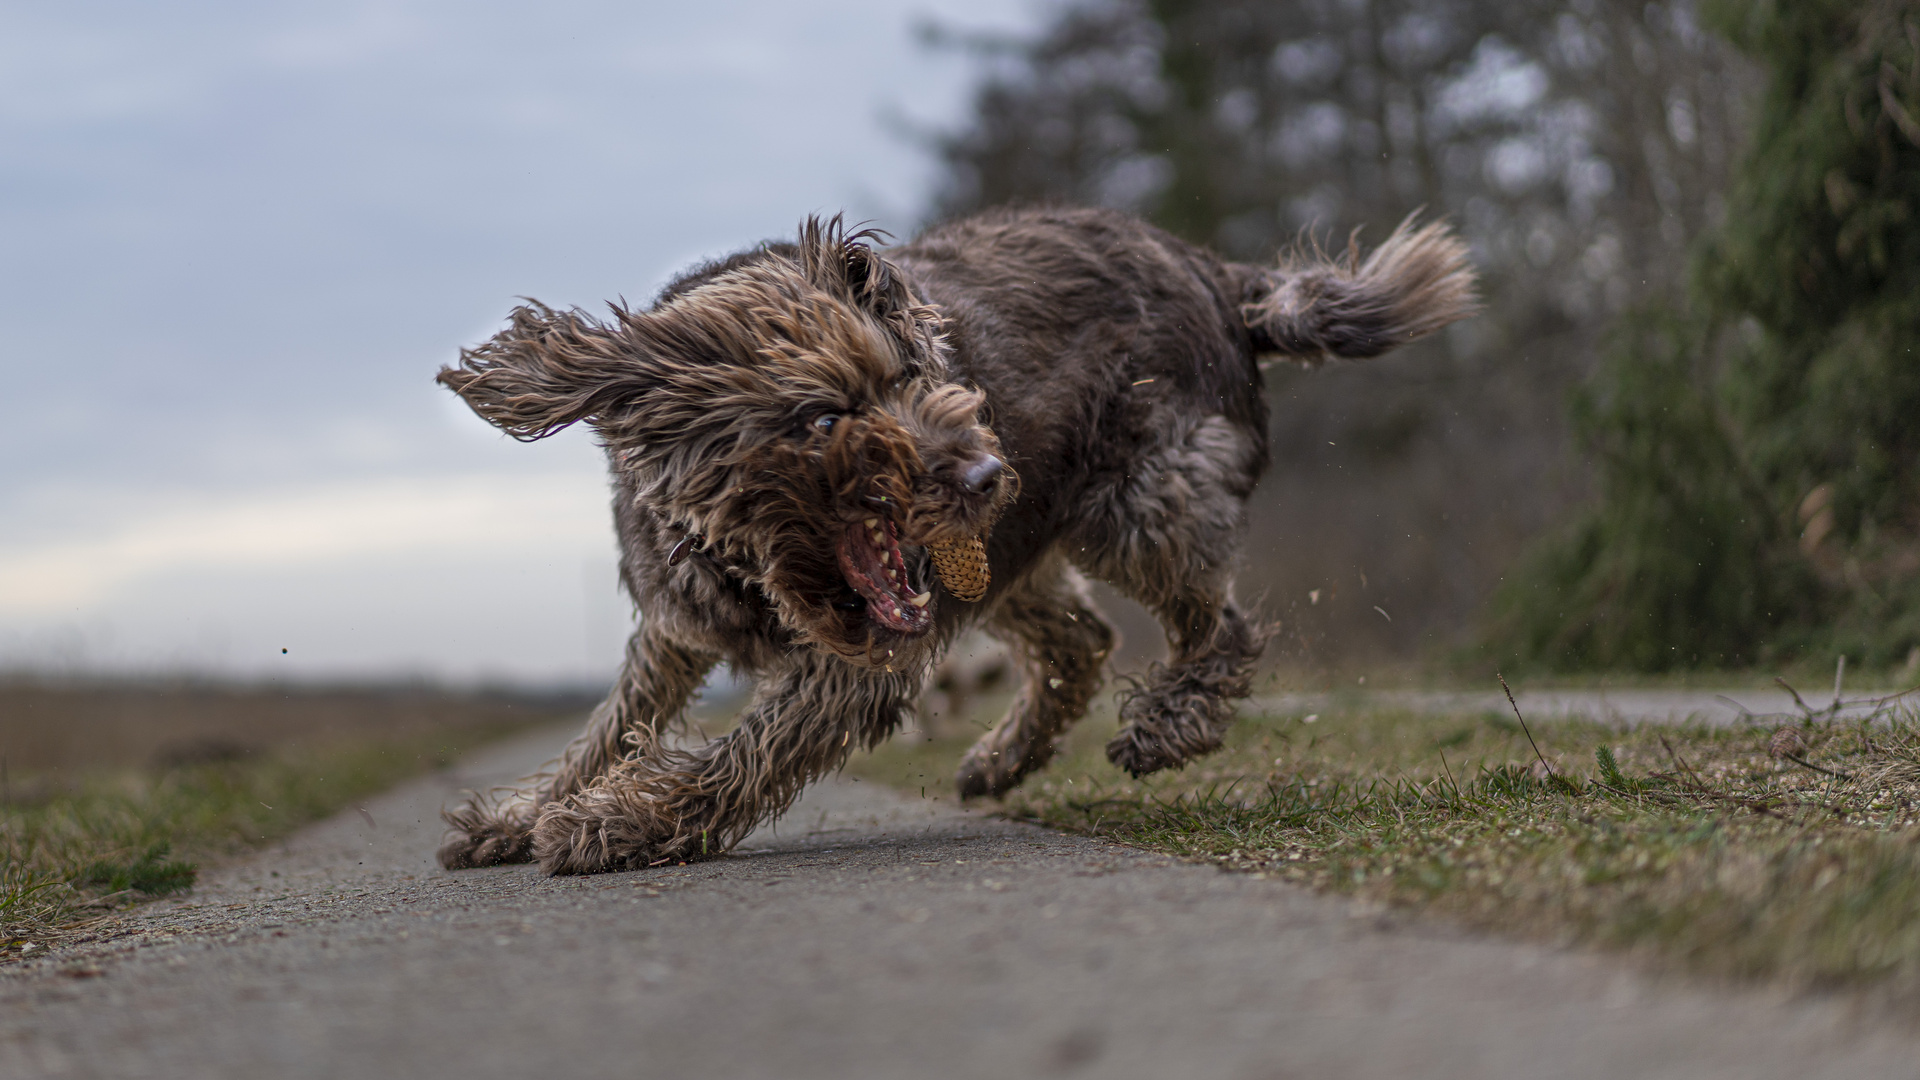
[438,301,653,441]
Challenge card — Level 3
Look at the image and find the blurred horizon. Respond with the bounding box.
[1,0,1039,685]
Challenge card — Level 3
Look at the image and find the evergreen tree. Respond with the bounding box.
[1495,0,1920,670]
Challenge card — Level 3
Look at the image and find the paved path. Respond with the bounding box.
[1257,684,1918,726]
[4,722,1920,1079]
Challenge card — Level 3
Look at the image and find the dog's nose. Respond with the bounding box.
[961,453,1004,493]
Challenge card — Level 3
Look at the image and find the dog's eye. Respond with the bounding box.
[813,414,839,433]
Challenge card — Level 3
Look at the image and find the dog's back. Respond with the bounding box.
[893,206,1471,609]
[896,208,1273,577]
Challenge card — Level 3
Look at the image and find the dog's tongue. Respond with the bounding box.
[929,535,991,602]
[837,520,933,635]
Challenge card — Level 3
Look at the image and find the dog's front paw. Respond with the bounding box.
[529,793,665,875]
[438,823,535,869]
[438,801,538,869]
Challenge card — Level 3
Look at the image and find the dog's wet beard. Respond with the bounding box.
[835,518,933,635]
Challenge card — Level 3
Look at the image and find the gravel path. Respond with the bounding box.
[4,721,1919,1079]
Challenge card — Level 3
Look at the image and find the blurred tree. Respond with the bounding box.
[921,0,1755,669]
[1494,0,1920,671]
[1486,309,1815,669]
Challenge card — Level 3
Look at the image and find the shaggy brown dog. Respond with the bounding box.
[437,206,1475,875]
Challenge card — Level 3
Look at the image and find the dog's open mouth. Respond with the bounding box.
[835,518,933,635]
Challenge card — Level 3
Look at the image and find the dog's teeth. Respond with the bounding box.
[864,517,879,528]
[908,591,930,607]
[871,530,885,544]
[886,568,898,581]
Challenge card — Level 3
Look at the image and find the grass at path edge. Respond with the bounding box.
[0,722,531,957]
[853,685,1920,999]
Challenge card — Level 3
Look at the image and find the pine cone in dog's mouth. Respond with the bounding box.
[929,535,990,602]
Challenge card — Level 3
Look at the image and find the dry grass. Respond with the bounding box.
[0,676,587,777]
[0,679,588,956]
[853,679,1920,996]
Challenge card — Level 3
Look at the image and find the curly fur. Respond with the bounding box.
[435,206,1476,875]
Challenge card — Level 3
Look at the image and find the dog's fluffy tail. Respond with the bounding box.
[1240,215,1478,365]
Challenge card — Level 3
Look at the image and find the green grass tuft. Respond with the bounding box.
[75,844,197,897]
[1594,744,1632,791]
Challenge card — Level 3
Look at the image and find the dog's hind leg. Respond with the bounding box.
[437,623,715,869]
[528,653,918,875]
[1069,414,1270,777]
[1102,589,1265,777]
[954,560,1114,799]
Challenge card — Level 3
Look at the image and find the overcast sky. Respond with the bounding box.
[0,0,1040,684]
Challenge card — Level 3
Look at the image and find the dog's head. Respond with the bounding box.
[439,217,1015,663]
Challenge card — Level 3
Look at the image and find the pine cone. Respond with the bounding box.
[1769,726,1806,760]
[929,535,990,602]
